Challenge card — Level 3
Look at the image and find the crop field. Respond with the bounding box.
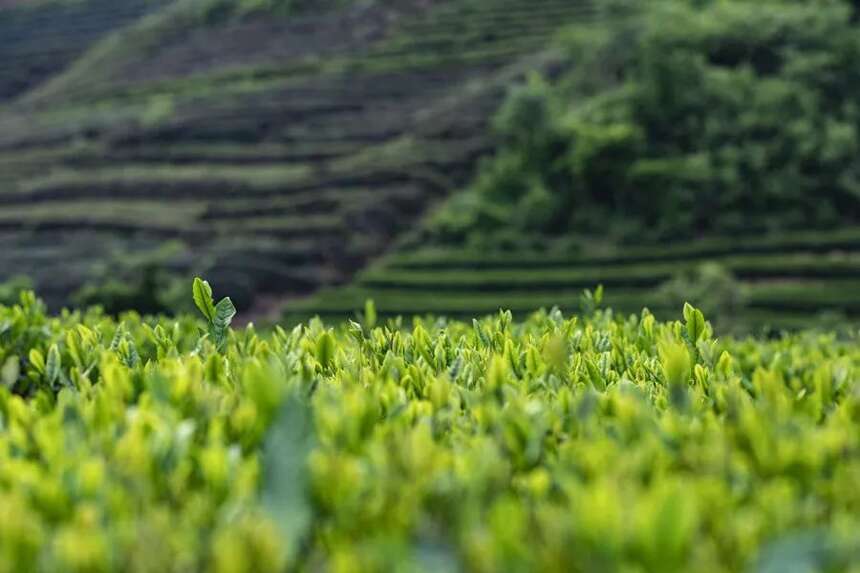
[0,0,175,101]
[0,281,858,571]
[0,0,599,310]
[3,1,860,568]
[285,226,860,331]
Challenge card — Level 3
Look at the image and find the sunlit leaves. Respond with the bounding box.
[315,331,335,372]
[1,356,19,388]
[683,302,707,343]
[45,344,62,387]
[0,289,857,571]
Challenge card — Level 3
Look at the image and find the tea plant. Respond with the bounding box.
[0,279,858,571]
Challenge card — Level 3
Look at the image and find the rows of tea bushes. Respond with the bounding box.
[285,226,860,332]
[0,280,859,570]
[0,0,598,312]
[286,0,860,331]
[0,0,173,101]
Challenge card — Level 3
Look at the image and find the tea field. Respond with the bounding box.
[284,0,860,331]
[0,0,174,101]
[285,226,860,332]
[0,281,858,571]
[0,0,599,310]
[3,1,860,565]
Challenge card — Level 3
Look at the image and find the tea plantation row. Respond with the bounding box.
[286,226,860,332]
[0,281,858,571]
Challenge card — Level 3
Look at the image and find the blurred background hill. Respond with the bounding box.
[1,0,859,332]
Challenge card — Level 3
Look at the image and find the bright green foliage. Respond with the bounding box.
[193,277,237,352]
[0,285,860,571]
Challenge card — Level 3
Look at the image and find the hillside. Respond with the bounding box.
[287,0,860,332]
[0,0,175,101]
[288,228,860,332]
[0,0,598,311]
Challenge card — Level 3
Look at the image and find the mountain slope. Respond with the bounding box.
[0,0,175,102]
[0,0,599,310]
[286,0,860,332]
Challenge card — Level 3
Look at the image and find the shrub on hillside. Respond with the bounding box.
[657,262,748,321]
[72,244,192,316]
[0,276,33,306]
[432,0,860,243]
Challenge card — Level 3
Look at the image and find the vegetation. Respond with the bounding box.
[288,227,860,332]
[0,275,32,306]
[4,4,860,566]
[656,263,748,328]
[286,0,858,327]
[426,0,860,243]
[0,0,595,312]
[0,281,859,570]
[71,244,192,316]
[0,0,172,101]
[4,0,859,328]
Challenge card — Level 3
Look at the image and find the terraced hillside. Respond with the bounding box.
[281,0,860,333]
[0,0,598,310]
[286,227,860,332]
[0,0,174,101]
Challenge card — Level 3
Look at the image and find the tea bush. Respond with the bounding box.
[657,262,748,323]
[72,244,193,317]
[0,276,33,306]
[0,282,859,571]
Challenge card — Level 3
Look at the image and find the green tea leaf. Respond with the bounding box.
[46,344,61,385]
[28,349,45,374]
[315,331,335,370]
[192,277,216,323]
[364,299,377,330]
[683,303,707,343]
[211,297,236,350]
[660,339,691,389]
[1,356,19,388]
